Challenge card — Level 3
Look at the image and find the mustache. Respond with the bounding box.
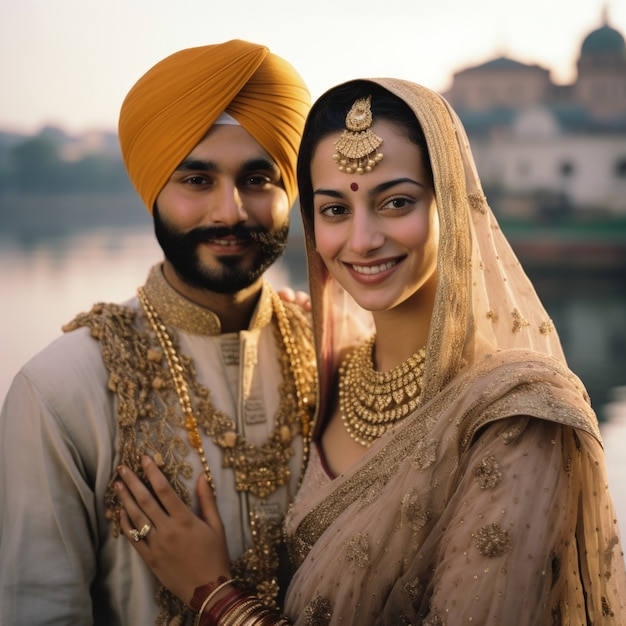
[183,224,272,246]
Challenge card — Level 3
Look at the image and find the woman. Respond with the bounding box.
[117,78,626,624]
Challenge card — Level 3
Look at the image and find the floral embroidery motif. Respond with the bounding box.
[511,308,530,333]
[401,490,432,532]
[539,320,554,335]
[472,455,502,489]
[468,192,487,213]
[304,596,332,626]
[345,532,370,567]
[404,576,424,603]
[473,523,512,557]
[409,439,438,470]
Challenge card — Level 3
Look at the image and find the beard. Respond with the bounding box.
[153,206,289,294]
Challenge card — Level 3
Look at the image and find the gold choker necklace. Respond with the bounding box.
[338,335,426,447]
[138,286,312,498]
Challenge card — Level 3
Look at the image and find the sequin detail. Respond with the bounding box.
[304,596,332,626]
[472,455,502,489]
[473,523,512,557]
[345,532,370,567]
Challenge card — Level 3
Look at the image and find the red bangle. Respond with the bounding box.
[189,575,230,613]
[202,588,249,626]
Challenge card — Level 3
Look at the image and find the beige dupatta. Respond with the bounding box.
[284,79,625,624]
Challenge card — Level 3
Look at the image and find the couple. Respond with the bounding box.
[2,39,623,625]
[116,77,626,622]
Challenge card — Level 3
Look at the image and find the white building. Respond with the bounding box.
[443,11,626,218]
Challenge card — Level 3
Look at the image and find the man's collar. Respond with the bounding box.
[141,264,274,335]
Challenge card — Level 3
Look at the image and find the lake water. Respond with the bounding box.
[1,226,625,529]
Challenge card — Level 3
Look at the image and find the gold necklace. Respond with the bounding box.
[137,287,312,498]
[338,335,426,447]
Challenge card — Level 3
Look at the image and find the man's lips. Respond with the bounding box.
[207,238,246,246]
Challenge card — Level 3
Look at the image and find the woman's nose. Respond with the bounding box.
[348,210,385,255]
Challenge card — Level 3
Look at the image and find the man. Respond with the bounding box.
[0,40,315,625]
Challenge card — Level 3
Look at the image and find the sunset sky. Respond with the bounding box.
[1,0,624,134]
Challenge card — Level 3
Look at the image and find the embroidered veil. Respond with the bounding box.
[284,79,626,624]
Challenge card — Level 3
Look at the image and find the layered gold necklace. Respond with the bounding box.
[338,335,426,447]
[137,286,312,499]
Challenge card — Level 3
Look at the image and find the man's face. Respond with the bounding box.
[154,124,290,294]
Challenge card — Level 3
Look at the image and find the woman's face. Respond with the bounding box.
[311,119,439,313]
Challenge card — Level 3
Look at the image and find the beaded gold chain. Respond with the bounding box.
[137,287,312,498]
[338,335,426,447]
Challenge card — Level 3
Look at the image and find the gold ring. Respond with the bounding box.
[129,523,151,542]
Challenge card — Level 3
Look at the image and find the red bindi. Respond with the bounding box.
[350,182,359,191]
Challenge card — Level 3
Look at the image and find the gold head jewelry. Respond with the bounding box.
[333,95,383,174]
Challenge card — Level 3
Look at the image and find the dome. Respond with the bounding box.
[581,24,625,56]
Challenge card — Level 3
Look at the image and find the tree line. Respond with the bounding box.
[0,129,133,193]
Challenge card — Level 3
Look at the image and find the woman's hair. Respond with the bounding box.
[297,79,433,227]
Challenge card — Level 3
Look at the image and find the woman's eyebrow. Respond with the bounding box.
[313,177,426,199]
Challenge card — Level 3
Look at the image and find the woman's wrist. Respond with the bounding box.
[189,576,292,625]
[190,576,239,626]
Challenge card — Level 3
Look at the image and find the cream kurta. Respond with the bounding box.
[0,265,315,625]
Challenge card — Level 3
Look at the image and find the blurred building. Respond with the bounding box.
[443,10,626,218]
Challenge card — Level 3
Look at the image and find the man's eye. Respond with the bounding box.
[245,175,271,186]
[185,176,207,185]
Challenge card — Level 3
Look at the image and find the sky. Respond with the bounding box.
[1,0,624,135]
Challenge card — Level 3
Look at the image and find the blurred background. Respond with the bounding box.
[1,1,625,524]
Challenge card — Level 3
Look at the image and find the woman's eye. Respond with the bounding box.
[319,205,349,217]
[381,196,413,212]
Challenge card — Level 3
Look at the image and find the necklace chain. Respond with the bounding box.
[137,287,312,498]
[338,335,426,447]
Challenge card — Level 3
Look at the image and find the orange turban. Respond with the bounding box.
[118,40,310,212]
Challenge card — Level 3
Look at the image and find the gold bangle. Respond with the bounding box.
[194,578,238,626]
[222,598,260,626]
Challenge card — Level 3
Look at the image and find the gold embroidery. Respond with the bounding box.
[358,477,387,510]
[539,320,555,335]
[511,308,530,333]
[401,490,432,532]
[138,284,315,499]
[473,523,512,557]
[468,192,488,213]
[65,274,317,625]
[403,576,424,603]
[409,438,438,470]
[486,309,498,323]
[472,455,502,489]
[304,596,332,626]
[345,532,370,567]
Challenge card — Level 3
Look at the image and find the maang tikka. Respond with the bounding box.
[333,95,383,174]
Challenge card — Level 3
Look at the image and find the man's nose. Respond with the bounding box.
[209,183,248,225]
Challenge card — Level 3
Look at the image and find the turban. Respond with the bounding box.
[118,40,310,212]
